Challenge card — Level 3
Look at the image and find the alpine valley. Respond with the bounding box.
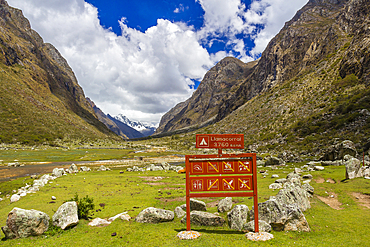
[1,0,370,157]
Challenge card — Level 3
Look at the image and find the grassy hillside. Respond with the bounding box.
[0,1,121,145]
[1,163,370,246]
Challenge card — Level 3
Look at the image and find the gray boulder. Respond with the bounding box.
[68,164,79,173]
[302,183,314,196]
[52,201,79,230]
[275,178,288,184]
[243,220,271,233]
[269,183,283,190]
[1,207,50,239]
[181,211,225,226]
[302,174,313,180]
[160,162,171,171]
[98,165,110,171]
[10,194,20,203]
[217,197,233,213]
[174,206,186,218]
[265,156,285,166]
[135,207,174,223]
[275,181,311,212]
[80,166,91,172]
[180,199,207,211]
[146,164,163,171]
[227,205,249,231]
[250,199,310,232]
[52,168,65,177]
[321,140,357,161]
[345,157,362,179]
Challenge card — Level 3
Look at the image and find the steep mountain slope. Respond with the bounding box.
[197,0,370,154]
[155,57,257,134]
[0,0,119,144]
[86,98,128,140]
[156,0,370,155]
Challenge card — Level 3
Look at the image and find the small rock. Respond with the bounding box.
[314,166,325,171]
[10,194,20,203]
[177,230,201,240]
[217,197,233,213]
[88,218,111,226]
[243,220,272,233]
[51,196,56,200]
[271,174,279,178]
[174,206,186,218]
[302,174,313,179]
[111,232,117,237]
[246,232,274,241]
[269,183,282,190]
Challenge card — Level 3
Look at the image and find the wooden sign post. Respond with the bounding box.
[185,134,259,232]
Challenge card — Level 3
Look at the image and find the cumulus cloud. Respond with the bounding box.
[6,0,308,125]
[7,0,213,125]
[196,0,308,61]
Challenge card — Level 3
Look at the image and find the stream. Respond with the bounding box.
[0,161,93,182]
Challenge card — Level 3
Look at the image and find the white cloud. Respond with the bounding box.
[7,0,213,124]
[6,0,308,125]
[196,0,308,61]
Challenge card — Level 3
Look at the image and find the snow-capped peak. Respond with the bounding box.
[114,114,156,135]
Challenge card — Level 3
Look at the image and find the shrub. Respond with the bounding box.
[67,193,95,220]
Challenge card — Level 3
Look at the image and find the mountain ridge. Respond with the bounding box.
[155,0,370,154]
[0,0,120,144]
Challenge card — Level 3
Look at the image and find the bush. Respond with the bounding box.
[67,193,95,220]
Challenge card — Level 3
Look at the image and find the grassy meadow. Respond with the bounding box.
[1,157,370,246]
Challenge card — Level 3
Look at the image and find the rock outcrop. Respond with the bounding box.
[135,207,174,224]
[181,211,225,227]
[1,208,50,239]
[52,201,79,230]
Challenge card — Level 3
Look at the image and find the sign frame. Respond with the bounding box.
[185,152,259,233]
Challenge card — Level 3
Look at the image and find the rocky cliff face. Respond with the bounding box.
[0,0,118,144]
[155,57,257,134]
[157,0,370,138]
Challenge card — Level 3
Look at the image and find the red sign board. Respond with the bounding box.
[185,149,259,233]
[189,155,252,175]
[189,176,253,192]
[196,134,244,149]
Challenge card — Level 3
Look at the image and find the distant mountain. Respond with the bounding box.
[86,99,144,139]
[0,0,120,144]
[114,114,156,137]
[107,115,145,139]
[86,98,128,140]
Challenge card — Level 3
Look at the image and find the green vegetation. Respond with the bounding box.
[0,164,370,246]
[67,193,95,220]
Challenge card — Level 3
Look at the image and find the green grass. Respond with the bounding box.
[0,148,176,164]
[1,163,370,246]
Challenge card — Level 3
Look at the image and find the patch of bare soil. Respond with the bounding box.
[139,176,167,181]
[315,177,336,184]
[206,200,220,208]
[316,192,343,210]
[352,192,370,209]
[326,178,336,184]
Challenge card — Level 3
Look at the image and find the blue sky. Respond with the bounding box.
[7,0,308,125]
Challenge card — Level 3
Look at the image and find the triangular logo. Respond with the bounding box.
[200,138,208,146]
